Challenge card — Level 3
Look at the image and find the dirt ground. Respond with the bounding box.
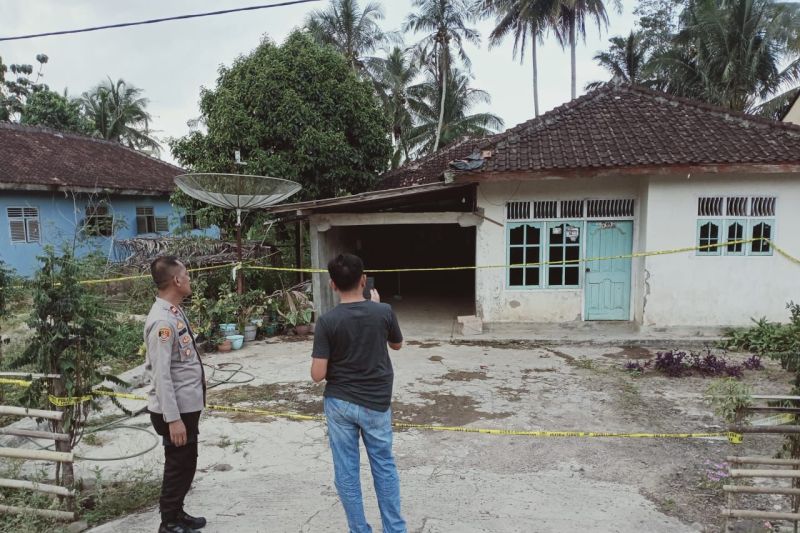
[73,337,793,533]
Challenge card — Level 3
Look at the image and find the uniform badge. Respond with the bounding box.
[158,327,172,342]
[183,348,192,359]
[181,334,191,345]
[169,306,179,315]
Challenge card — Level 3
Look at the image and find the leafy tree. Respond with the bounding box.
[554,0,621,100]
[20,89,90,133]
[650,0,800,113]
[633,0,682,55]
[586,31,652,89]
[479,0,562,117]
[0,54,49,121]
[407,66,504,154]
[403,0,480,152]
[169,32,391,207]
[368,45,420,167]
[81,77,160,154]
[306,0,387,74]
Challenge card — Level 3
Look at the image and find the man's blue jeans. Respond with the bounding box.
[324,396,407,533]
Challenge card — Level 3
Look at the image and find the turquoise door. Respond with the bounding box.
[584,221,633,320]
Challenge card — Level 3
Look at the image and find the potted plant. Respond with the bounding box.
[295,308,314,336]
[238,290,265,343]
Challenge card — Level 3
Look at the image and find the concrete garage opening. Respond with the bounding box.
[356,223,475,334]
[316,221,477,336]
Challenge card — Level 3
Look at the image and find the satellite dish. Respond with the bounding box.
[174,173,302,292]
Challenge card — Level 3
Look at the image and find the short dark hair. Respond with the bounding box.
[327,253,363,291]
[150,256,182,290]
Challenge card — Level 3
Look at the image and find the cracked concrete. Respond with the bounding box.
[73,337,791,533]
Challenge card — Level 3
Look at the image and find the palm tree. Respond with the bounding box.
[305,0,386,73]
[586,31,651,90]
[479,0,561,117]
[81,78,159,154]
[651,0,800,114]
[554,0,621,99]
[406,67,504,155]
[403,0,480,152]
[368,46,420,168]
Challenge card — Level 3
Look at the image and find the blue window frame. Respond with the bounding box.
[696,219,721,256]
[749,219,774,256]
[507,222,542,288]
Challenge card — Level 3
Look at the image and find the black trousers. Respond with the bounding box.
[150,411,201,523]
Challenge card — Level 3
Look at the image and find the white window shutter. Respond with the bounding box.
[155,217,169,233]
[26,218,40,242]
[9,220,26,243]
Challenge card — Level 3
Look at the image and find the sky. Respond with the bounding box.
[0,0,639,164]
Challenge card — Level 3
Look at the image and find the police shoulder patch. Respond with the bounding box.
[169,306,179,315]
[158,327,172,342]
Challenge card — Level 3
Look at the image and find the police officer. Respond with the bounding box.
[145,256,207,533]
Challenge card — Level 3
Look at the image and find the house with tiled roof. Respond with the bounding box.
[263,84,800,329]
[784,90,800,126]
[0,123,217,275]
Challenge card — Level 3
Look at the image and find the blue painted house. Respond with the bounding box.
[0,123,217,276]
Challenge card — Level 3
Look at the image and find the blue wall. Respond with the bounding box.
[0,191,219,276]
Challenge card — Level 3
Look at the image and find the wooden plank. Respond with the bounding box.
[727,456,800,466]
[0,478,74,497]
[0,406,63,421]
[0,504,74,521]
[751,395,800,401]
[723,509,800,521]
[724,485,800,496]
[0,372,61,379]
[0,427,70,442]
[0,447,72,463]
[744,406,800,414]
[730,469,800,479]
[729,425,800,435]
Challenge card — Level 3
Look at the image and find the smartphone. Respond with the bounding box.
[363,276,375,300]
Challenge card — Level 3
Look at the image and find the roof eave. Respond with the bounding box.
[0,182,172,196]
[453,162,800,182]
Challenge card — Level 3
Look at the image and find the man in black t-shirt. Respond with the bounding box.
[311,253,407,533]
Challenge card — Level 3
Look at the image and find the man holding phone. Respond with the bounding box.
[310,253,407,533]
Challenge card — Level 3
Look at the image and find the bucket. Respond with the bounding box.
[226,334,244,350]
[243,324,257,342]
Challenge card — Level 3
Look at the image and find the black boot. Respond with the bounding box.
[178,510,207,530]
[158,523,198,533]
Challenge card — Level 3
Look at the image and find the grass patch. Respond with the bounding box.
[0,462,160,532]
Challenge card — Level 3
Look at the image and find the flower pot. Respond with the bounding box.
[226,334,244,350]
[217,339,232,353]
[243,324,257,342]
[295,324,311,336]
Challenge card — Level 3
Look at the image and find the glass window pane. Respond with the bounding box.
[525,267,539,286]
[526,225,540,245]
[510,247,524,265]
[727,222,743,252]
[526,246,540,265]
[549,267,563,286]
[564,267,579,286]
[550,246,563,263]
[565,246,579,262]
[510,225,524,245]
[549,224,564,244]
[509,268,523,286]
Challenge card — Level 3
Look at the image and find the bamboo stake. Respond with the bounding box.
[730,469,800,479]
[727,457,800,466]
[0,504,74,521]
[723,509,800,521]
[0,406,63,421]
[0,447,72,463]
[724,485,800,496]
[0,478,74,497]
[0,427,70,442]
[0,372,61,379]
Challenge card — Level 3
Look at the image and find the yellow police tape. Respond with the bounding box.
[0,378,742,444]
[3,238,794,288]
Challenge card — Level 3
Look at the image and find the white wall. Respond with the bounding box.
[475,177,643,323]
[642,174,800,327]
[785,98,800,126]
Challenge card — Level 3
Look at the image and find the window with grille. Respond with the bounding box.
[586,199,634,218]
[183,213,203,230]
[7,207,40,244]
[506,202,530,221]
[507,221,582,289]
[696,196,775,256]
[136,207,169,234]
[84,204,113,237]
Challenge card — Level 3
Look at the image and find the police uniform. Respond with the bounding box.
[145,296,206,527]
